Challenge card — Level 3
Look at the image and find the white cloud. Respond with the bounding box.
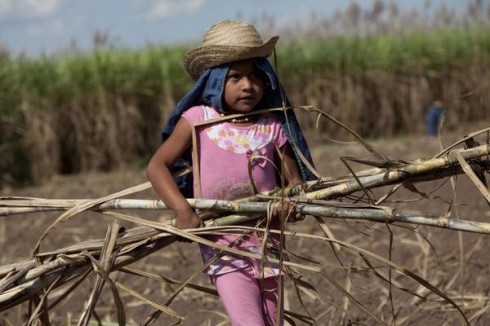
[0,1,13,15]
[137,0,205,22]
[25,0,62,16]
[26,24,43,37]
[26,20,65,37]
[0,0,63,22]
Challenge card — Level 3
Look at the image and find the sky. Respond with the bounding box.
[0,0,474,57]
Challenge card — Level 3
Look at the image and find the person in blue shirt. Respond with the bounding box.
[425,100,445,136]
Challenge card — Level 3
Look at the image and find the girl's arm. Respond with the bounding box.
[281,143,303,186]
[276,143,306,222]
[146,118,201,229]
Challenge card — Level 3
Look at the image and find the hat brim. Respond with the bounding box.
[183,36,279,80]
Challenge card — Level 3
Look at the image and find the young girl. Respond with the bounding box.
[147,20,316,326]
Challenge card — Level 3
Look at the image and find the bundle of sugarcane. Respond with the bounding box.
[0,126,489,325]
[2,131,489,231]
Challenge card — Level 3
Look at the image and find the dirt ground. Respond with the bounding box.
[1,122,490,326]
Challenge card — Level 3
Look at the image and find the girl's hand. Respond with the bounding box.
[273,200,305,223]
[174,208,202,229]
[173,208,202,243]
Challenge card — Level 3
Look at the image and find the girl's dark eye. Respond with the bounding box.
[227,72,241,80]
[250,72,260,81]
[250,70,265,83]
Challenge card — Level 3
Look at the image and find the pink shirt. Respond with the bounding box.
[182,105,287,200]
[182,105,287,278]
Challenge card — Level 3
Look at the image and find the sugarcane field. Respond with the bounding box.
[2,1,490,325]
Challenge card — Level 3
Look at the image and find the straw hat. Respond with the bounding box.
[183,20,279,80]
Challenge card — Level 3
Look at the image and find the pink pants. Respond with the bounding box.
[211,271,281,326]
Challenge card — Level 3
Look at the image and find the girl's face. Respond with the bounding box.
[223,59,265,114]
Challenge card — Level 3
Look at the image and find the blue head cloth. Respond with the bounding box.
[161,58,317,198]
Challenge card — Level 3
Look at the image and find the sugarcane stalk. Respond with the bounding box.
[0,264,91,312]
[3,186,490,235]
[303,144,490,200]
[1,139,488,313]
[208,204,490,234]
[3,201,490,311]
[4,200,490,285]
[1,146,488,217]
